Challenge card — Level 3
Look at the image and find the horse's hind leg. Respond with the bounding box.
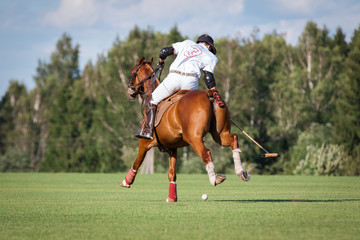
[212,131,250,181]
[166,149,178,202]
[120,140,152,188]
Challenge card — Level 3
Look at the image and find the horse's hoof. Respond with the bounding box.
[215,174,226,185]
[239,171,250,181]
[120,179,130,188]
[166,197,177,202]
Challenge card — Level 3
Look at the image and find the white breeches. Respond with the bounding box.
[150,73,198,105]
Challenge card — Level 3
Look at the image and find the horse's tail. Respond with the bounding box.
[206,90,231,135]
[206,89,215,104]
[206,89,226,109]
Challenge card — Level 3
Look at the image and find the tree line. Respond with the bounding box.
[1,22,359,175]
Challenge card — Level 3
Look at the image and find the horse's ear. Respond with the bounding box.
[148,58,153,66]
[131,57,145,73]
[137,57,145,66]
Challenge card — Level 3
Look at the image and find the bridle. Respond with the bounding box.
[127,61,158,96]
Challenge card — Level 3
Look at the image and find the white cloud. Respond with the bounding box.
[43,0,99,27]
[42,0,244,29]
[178,16,225,40]
[237,8,360,46]
[256,19,308,45]
[227,1,244,15]
[232,0,360,45]
[272,0,331,14]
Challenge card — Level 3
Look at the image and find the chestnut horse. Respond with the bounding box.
[121,57,250,202]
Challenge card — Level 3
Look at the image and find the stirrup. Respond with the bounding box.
[135,133,153,140]
[135,129,153,140]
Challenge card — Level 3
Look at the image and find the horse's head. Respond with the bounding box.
[126,57,154,101]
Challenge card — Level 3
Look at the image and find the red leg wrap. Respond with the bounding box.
[125,168,137,185]
[168,182,177,202]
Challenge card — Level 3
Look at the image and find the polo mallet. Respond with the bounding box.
[231,119,280,158]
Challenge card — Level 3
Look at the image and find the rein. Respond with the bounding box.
[128,61,160,97]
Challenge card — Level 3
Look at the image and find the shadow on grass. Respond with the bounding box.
[214,199,360,203]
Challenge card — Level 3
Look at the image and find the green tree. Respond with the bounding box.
[296,22,337,124]
[268,22,347,173]
[333,26,360,175]
[284,123,333,173]
[0,150,32,172]
[0,82,33,163]
[2,25,358,175]
[39,34,81,171]
[293,143,351,176]
[236,30,287,173]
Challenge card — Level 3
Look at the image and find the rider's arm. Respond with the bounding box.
[159,47,175,60]
[203,70,216,90]
[203,70,224,107]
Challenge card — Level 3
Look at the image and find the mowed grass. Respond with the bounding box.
[0,173,359,240]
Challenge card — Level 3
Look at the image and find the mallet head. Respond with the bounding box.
[261,153,280,158]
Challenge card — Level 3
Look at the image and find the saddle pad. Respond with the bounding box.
[155,90,189,127]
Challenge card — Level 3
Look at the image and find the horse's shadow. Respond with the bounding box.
[214,199,360,203]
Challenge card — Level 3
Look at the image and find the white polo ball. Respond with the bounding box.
[202,194,208,201]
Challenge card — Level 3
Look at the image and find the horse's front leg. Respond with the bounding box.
[190,139,226,186]
[166,148,178,202]
[120,140,152,188]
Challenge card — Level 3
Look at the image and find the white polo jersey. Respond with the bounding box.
[170,40,218,77]
[151,40,218,105]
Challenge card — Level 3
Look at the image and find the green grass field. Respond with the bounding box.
[0,173,359,240]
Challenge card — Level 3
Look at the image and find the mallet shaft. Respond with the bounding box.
[230,119,280,158]
[241,130,270,154]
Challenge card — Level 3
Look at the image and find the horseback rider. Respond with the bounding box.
[135,34,225,140]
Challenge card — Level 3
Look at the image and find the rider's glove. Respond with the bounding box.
[157,61,165,69]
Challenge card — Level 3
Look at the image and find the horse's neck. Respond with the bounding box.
[143,77,159,95]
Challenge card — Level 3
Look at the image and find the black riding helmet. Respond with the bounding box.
[196,34,217,55]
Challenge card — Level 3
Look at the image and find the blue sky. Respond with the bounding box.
[1,0,359,98]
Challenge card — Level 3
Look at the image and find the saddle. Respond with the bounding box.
[154,89,223,127]
[155,90,190,127]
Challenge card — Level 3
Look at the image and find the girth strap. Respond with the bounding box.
[154,127,170,153]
